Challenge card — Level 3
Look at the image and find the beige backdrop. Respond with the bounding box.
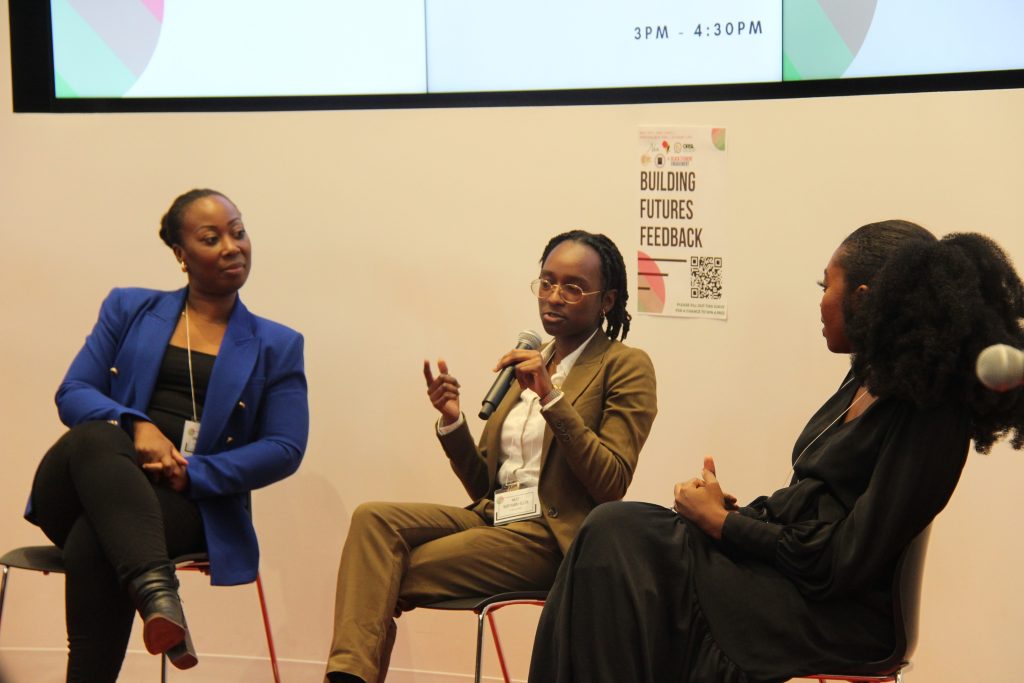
[2,6,1023,681]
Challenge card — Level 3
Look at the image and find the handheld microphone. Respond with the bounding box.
[975,344,1024,392]
[479,329,543,419]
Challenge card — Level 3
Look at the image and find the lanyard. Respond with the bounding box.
[183,304,199,422]
[786,376,869,487]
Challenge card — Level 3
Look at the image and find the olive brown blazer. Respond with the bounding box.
[437,333,657,553]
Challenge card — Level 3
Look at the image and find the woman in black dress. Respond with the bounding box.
[528,221,1024,683]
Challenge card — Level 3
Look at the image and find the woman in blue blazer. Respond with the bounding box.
[26,189,308,682]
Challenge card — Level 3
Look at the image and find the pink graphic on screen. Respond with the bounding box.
[140,0,164,21]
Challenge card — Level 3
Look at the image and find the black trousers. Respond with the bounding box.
[29,421,206,683]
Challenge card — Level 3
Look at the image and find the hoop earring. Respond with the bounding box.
[179,261,187,273]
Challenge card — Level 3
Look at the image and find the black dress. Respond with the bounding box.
[528,374,971,683]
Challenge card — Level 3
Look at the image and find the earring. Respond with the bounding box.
[179,261,187,273]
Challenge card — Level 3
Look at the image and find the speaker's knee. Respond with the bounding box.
[64,421,134,463]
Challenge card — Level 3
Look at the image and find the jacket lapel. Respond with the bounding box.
[540,334,611,466]
[130,289,187,411]
[197,297,260,454]
[556,334,611,405]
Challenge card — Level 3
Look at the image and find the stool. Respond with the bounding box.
[422,590,547,683]
[0,545,281,682]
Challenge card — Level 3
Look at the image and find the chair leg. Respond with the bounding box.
[160,652,168,682]
[473,612,486,683]
[0,565,9,638]
[254,572,281,683]
[486,610,512,683]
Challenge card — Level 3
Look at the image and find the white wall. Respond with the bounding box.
[2,5,1022,681]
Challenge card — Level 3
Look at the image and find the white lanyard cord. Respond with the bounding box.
[785,376,868,487]
[183,304,199,422]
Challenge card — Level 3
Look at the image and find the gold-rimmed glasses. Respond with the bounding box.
[530,278,602,304]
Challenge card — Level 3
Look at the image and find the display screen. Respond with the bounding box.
[10,0,1024,111]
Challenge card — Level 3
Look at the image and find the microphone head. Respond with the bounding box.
[976,344,1024,392]
[517,329,543,350]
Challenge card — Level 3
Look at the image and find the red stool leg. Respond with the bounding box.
[486,610,512,683]
[255,573,281,683]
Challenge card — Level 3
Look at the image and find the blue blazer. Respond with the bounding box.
[43,287,308,585]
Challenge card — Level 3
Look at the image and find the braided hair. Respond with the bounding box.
[159,189,231,248]
[540,230,631,341]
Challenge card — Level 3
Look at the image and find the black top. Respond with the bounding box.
[693,372,972,678]
[147,345,216,447]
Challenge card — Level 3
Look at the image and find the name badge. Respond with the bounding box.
[180,420,200,457]
[494,485,542,526]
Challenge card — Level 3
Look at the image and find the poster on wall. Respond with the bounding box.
[637,126,728,320]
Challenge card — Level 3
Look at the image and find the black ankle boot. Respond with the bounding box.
[126,564,188,656]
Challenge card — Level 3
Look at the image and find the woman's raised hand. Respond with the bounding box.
[424,359,462,426]
[673,456,732,540]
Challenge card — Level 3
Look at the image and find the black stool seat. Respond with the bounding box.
[0,545,66,573]
[424,590,548,613]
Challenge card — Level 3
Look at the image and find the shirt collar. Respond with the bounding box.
[543,328,600,389]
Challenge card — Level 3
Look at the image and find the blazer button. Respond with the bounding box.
[237,401,246,410]
[547,506,558,518]
[226,436,235,445]
[109,367,119,376]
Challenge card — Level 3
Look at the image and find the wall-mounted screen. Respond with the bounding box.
[10,0,1024,112]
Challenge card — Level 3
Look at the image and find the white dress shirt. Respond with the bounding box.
[496,330,597,489]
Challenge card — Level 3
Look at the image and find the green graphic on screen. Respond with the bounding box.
[783,0,879,80]
[52,0,164,98]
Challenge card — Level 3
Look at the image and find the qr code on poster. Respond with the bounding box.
[690,256,723,299]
